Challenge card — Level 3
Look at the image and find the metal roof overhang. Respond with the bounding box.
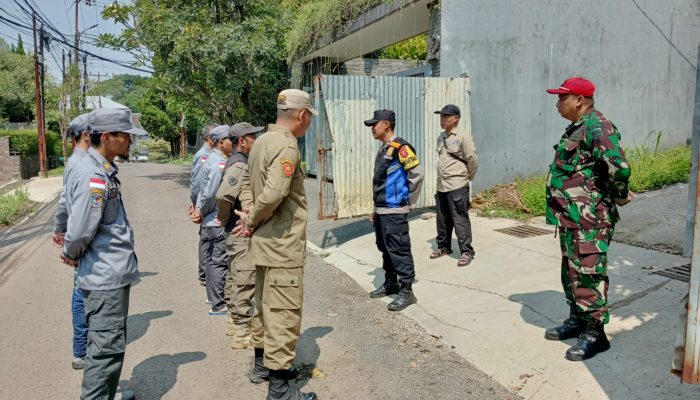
[295,0,432,64]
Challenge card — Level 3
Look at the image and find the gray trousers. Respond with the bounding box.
[197,226,206,283]
[200,226,228,310]
[81,286,130,400]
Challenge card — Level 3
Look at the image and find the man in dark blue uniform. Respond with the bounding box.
[365,109,424,311]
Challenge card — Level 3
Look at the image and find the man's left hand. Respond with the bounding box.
[615,191,636,206]
[51,232,65,248]
[232,209,253,237]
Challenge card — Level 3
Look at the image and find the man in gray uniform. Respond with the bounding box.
[52,113,92,371]
[62,108,139,400]
[191,125,233,315]
[190,123,217,286]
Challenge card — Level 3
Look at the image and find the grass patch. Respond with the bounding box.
[47,166,64,178]
[0,187,37,226]
[164,154,194,165]
[474,143,691,221]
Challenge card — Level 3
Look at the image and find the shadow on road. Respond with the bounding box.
[127,310,173,345]
[294,326,333,388]
[119,351,206,400]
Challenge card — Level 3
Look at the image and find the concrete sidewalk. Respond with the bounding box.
[314,213,697,400]
[25,176,63,203]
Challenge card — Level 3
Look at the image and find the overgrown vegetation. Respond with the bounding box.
[378,34,427,60]
[474,142,691,221]
[0,187,36,226]
[0,129,62,156]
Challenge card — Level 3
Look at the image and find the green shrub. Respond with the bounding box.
[0,129,61,156]
[518,176,547,216]
[628,145,691,192]
[143,138,171,163]
[0,187,35,226]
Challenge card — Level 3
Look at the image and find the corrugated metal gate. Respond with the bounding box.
[306,74,472,219]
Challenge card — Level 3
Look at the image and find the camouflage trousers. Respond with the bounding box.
[559,226,615,325]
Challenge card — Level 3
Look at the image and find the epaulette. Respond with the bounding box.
[389,141,401,149]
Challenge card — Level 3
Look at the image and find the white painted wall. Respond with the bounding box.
[440,0,700,190]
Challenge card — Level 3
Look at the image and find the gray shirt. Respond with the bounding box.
[190,144,212,205]
[196,148,226,227]
[54,148,88,233]
[63,148,139,290]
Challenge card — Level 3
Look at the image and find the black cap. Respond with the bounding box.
[434,104,461,117]
[364,109,396,127]
[229,122,264,139]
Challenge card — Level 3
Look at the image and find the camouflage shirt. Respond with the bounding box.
[546,108,631,229]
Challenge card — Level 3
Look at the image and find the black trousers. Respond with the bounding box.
[374,213,416,285]
[435,185,474,257]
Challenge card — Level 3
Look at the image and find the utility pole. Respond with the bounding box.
[180,111,186,158]
[74,0,80,67]
[62,49,66,81]
[82,54,88,109]
[32,13,47,178]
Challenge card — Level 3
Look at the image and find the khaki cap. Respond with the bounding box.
[276,89,319,116]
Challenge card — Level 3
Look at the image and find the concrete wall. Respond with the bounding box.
[440,0,700,191]
[0,137,20,183]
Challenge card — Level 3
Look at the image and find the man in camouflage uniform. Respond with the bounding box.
[216,122,262,349]
[544,77,633,361]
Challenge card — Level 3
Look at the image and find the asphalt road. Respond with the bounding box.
[0,163,516,400]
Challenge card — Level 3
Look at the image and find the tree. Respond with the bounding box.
[89,74,149,112]
[15,34,25,56]
[0,38,35,123]
[97,0,290,125]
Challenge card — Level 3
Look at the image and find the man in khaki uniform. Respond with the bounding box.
[430,105,479,267]
[234,89,318,400]
[216,122,262,349]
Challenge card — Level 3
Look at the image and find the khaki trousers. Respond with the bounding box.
[224,236,256,324]
[251,265,303,370]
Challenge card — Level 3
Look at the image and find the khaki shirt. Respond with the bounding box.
[239,124,307,268]
[436,125,478,192]
[216,160,246,232]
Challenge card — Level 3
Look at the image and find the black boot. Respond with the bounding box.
[565,323,610,361]
[267,369,317,400]
[369,282,399,298]
[387,283,417,311]
[544,306,585,341]
[250,348,269,384]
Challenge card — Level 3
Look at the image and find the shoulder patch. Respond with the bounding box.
[218,161,225,170]
[398,145,419,170]
[228,176,238,186]
[280,158,294,177]
[90,192,104,208]
[389,141,401,149]
[201,156,208,163]
[89,177,106,191]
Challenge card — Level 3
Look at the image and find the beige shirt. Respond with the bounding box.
[436,125,478,192]
[239,124,307,268]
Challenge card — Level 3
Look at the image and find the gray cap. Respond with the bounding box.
[87,108,136,134]
[210,124,230,141]
[229,122,264,139]
[67,113,91,138]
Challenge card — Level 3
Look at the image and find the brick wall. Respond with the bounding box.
[0,137,21,183]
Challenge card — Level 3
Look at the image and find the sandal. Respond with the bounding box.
[457,253,474,267]
[430,248,452,259]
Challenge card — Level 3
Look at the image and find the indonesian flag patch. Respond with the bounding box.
[89,177,106,191]
[201,156,208,163]
[218,161,225,170]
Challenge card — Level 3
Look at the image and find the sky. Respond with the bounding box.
[0,0,149,82]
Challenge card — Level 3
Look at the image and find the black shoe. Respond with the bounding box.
[388,284,417,311]
[544,308,585,341]
[250,348,269,384]
[565,324,610,361]
[369,283,399,299]
[267,369,317,400]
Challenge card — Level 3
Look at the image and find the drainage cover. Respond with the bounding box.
[494,225,553,238]
[651,264,691,283]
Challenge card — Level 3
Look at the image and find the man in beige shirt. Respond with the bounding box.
[234,89,318,400]
[431,104,478,267]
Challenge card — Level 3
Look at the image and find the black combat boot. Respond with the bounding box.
[544,306,585,341]
[267,369,317,400]
[387,283,417,311]
[565,323,610,361]
[369,282,399,298]
[250,348,269,384]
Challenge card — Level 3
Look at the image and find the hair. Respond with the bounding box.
[388,121,396,131]
[202,123,218,139]
[89,133,102,147]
